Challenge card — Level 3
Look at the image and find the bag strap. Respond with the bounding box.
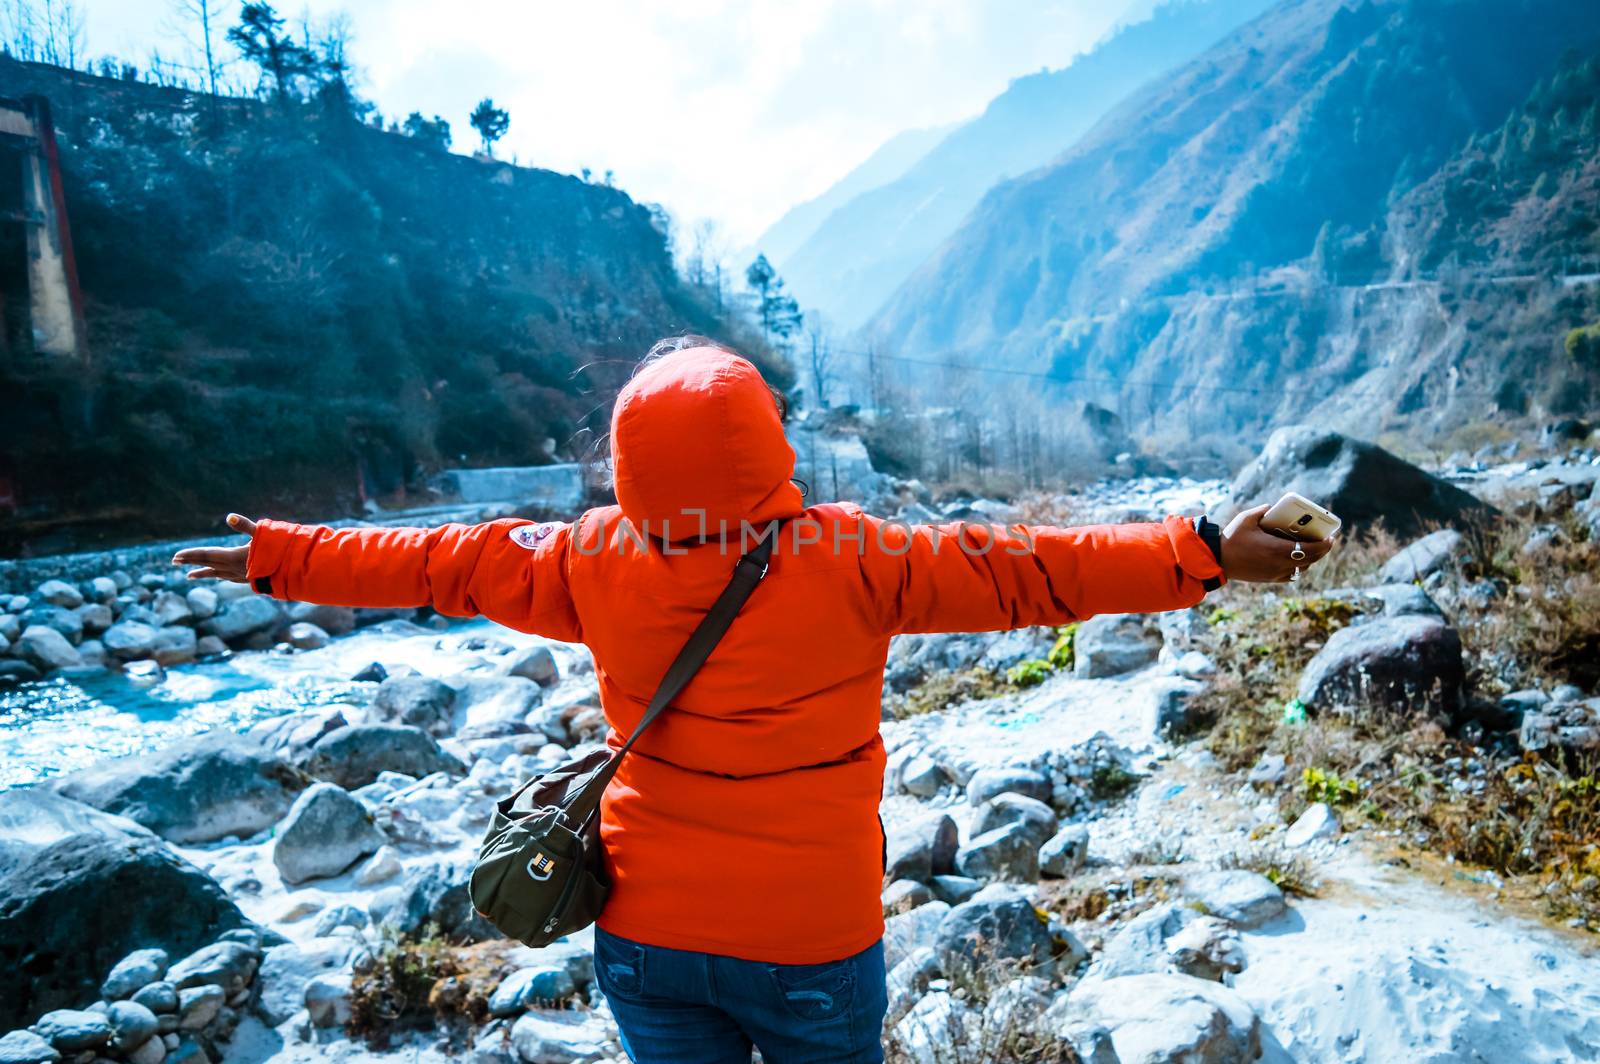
[567,527,777,827]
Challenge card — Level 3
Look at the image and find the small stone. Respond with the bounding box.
[882,879,935,915]
[107,1001,159,1052]
[966,766,1051,807]
[131,982,178,1014]
[88,576,119,603]
[15,626,82,672]
[126,1034,167,1064]
[125,659,167,686]
[312,904,369,937]
[303,973,353,1028]
[184,588,218,620]
[508,1009,609,1063]
[503,645,559,686]
[354,845,402,885]
[955,822,1040,882]
[1185,870,1286,928]
[273,783,384,884]
[167,941,259,995]
[350,661,388,683]
[971,792,1058,848]
[37,579,84,609]
[1247,754,1288,785]
[1039,825,1090,878]
[33,1010,110,1052]
[176,985,225,1030]
[286,622,330,650]
[1285,802,1339,847]
[929,874,982,905]
[102,948,170,1000]
[900,754,946,797]
[487,966,577,1017]
[0,1029,59,1064]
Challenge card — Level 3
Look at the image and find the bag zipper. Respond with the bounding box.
[540,832,587,937]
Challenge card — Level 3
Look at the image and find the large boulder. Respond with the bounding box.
[14,626,81,672]
[884,813,959,883]
[449,676,544,734]
[1379,529,1465,583]
[1519,699,1600,760]
[1296,615,1464,718]
[1074,614,1163,678]
[367,860,497,941]
[1224,426,1491,538]
[0,832,250,1028]
[1052,973,1262,1064]
[200,597,283,643]
[372,675,457,734]
[297,724,466,789]
[54,733,304,844]
[287,602,356,636]
[272,783,384,885]
[934,884,1054,992]
[0,789,156,882]
[956,823,1040,882]
[970,793,1058,849]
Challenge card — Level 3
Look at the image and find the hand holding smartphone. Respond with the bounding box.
[1259,491,1342,542]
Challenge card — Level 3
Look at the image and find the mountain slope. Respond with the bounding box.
[773,0,1277,330]
[747,123,950,269]
[870,0,1600,436]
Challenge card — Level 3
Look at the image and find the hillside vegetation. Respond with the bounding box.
[0,58,779,553]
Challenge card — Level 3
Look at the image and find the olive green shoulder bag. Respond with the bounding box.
[468,531,775,946]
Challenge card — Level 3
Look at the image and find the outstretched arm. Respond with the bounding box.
[173,512,581,639]
[858,505,1331,635]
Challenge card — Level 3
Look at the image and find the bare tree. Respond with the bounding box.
[36,0,84,69]
[168,0,225,96]
[804,313,835,410]
[1,0,41,60]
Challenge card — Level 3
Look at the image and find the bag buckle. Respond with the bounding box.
[526,852,556,882]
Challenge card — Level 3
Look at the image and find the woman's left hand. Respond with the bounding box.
[172,513,259,583]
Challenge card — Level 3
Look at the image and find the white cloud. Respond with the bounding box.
[82,0,1138,243]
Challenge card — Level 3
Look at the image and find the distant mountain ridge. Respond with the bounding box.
[763,0,1278,330]
[746,123,951,271]
[869,0,1600,438]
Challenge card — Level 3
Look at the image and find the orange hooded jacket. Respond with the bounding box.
[245,347,1224,964]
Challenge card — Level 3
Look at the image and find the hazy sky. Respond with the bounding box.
[82,0,1144,245]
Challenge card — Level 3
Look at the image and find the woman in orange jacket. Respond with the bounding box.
[176,338,1329,1063]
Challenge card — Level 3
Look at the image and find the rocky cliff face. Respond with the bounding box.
[869,0,1600,440]
[0,59,771,553]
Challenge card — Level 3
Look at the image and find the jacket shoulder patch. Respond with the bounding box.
[509,522,562,550]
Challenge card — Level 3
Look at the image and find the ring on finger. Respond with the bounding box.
[1290,544,1307,561]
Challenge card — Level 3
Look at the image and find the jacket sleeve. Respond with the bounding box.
[243,518,582,641]
[857,513,1223,635]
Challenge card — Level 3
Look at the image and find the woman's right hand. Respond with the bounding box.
[172,513,260,583]
[1220,504,1334,583]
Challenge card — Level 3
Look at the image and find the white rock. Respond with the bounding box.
[354,845,402,885]
[1285,802,1338,847]
[1060,973,1261,1063]
[303,972,353,1028]
[508,1009,610,1063]
[1185,870,1286,928]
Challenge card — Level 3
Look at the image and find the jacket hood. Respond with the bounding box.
[611,347,803,537]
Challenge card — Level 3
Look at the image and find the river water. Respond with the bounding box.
[0,616,533,789]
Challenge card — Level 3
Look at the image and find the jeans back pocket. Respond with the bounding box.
[595,932,647,999]
[768,959,856,1022]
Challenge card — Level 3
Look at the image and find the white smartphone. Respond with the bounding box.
[1259,491,1341,541]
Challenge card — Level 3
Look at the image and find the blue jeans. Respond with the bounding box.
[594,927,888,1063]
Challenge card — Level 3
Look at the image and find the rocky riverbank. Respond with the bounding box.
[2,426,1598,1063]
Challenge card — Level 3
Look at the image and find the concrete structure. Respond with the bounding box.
[0,94,88,360]
[430,464,586,512]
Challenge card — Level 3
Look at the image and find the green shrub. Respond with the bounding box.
[1047,623,1078,670]
[1006,659,1052,688]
